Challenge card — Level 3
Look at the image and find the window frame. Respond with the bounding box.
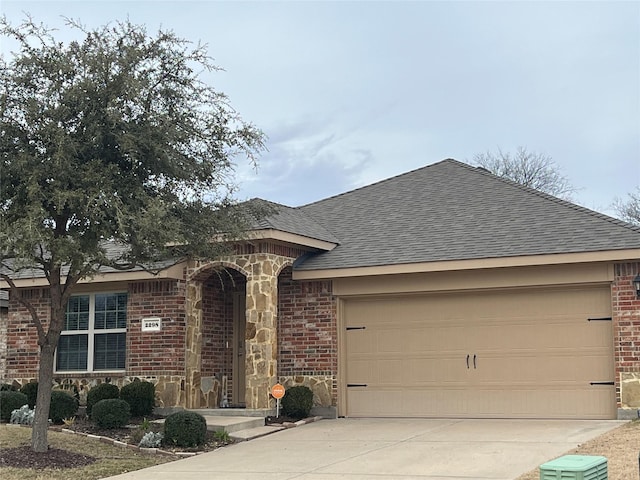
[55,291,128,374]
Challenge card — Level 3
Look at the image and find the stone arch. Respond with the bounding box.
[274,258,294,277]
[188,260,251,282]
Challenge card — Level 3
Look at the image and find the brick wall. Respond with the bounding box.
[5,280,188,381]
[201,270,245,387]
[277,266,337,405]
[613,262,640,409]
[6,288,51,380]
[127,280,187,376]
[0,305,8,381]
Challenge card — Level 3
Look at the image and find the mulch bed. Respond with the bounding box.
[265,415,301,425]
[0,445,96,469]
[1,414,312,470]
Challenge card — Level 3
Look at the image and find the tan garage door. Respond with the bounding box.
[344,285,615,419]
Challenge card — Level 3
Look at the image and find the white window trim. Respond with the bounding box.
[55,291,127,374]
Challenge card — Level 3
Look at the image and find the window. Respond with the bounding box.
[56,293,127,372]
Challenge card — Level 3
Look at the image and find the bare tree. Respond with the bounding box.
[613,188,640,225]
[473,147,576,200]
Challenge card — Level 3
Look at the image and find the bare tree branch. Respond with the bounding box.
[613,188,640,225]
[473,146,576,200]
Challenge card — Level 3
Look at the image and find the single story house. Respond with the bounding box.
[1,159,640,419]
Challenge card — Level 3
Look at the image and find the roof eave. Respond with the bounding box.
[248,229,338,251]
[292,248,640,280]
[0,262,187,289]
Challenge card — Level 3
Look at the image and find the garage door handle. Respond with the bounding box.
[589,381,614,386]
[466,354,470,369]
[347,384,368,388]
[473,354,477,369]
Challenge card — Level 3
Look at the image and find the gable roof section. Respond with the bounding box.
[295,159,640,271]
[249,199,339,245]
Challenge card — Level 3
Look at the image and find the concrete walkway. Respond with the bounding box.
[106,418,624,480]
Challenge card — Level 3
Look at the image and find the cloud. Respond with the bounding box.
[235,117,374,206]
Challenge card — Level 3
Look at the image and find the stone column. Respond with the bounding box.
[184,280,203,409]
[244,255,279,409]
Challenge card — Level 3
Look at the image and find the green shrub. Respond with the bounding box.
[87,383,120,415]
[19,381,38,408]
[0,391,28,422]
[58,383,80,402]
[0,383,16,391]
[91,398,130,429]
[163,411,207,448]
[281,385,313,419]
[120,380,155,417]
[49,390,79,424]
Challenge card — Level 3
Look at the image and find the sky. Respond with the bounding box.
[1,0,639,217]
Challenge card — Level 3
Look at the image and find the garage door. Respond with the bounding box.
[344,286,615,419]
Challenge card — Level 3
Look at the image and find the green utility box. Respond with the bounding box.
[539,455,607,480]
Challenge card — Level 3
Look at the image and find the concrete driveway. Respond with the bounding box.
[107,418,624,480]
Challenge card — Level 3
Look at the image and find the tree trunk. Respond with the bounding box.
[31,343,55,452]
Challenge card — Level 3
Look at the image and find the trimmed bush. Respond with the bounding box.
[92,398,130,429]
[87,383,120,415]
[120,380,155,417]
[49,390,79,424]
[0,383,16,391]
[163,411,207,448]
[19,381,38,408]
[281,385,313,419]
[0,391,28,422]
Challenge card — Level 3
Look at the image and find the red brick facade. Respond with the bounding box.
[200,270,245,392]
[2,260,637,415]
[613,262,640,408]
[5,288,52,380]
[0,305,7,381]
[4,281,190,382]
[0,261,340,409]
[127,280,187,376]
[277,266,338,402]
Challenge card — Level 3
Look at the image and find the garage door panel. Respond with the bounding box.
[344,286,615,419]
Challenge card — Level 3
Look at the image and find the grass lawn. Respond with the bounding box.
[0,424,175,480]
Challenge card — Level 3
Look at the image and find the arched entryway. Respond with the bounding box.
[185,253,295,410]
[201,267,247,407]
[186,263,249,409]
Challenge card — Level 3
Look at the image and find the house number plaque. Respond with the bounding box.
[141,317,162,332]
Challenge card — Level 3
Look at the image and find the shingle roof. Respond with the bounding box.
[294,159,640,271]
[1,242,178,280]
[249,199,339,244]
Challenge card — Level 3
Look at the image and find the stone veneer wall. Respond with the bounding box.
[613,261,640,411]
[188,251,300,410]
[277,267,337,407]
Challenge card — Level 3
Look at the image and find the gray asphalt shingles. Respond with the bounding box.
[294,159,640,271]
[250,200,339,244]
